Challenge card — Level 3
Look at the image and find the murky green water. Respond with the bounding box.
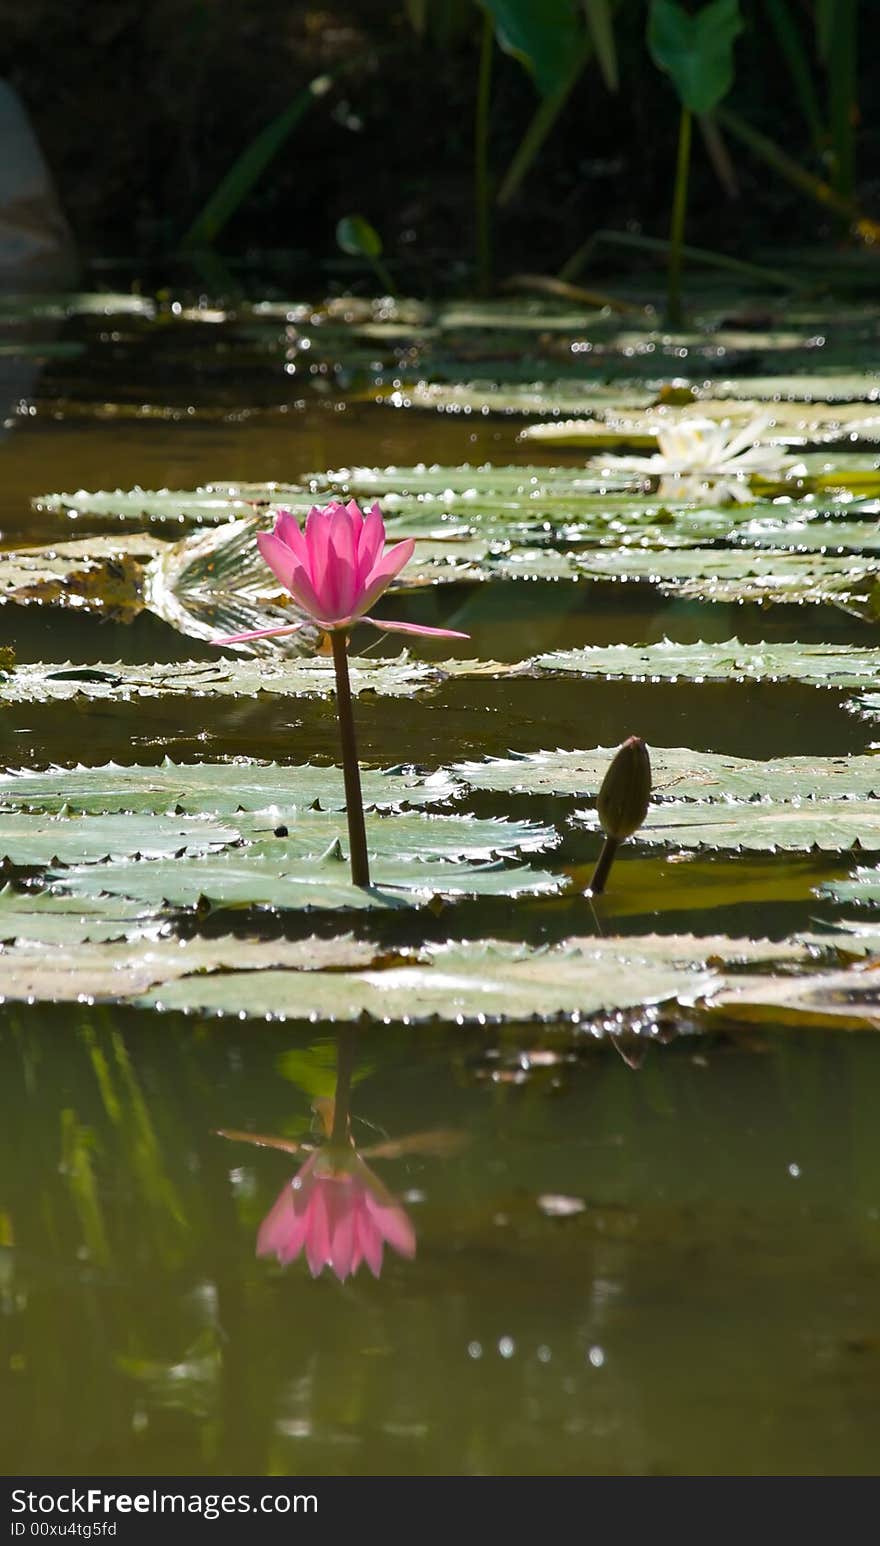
[2,299,880,1476]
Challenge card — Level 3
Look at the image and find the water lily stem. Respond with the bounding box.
[475,6,494,296]
[588,836,620,897]
[667,105,691,327]
[331,633,370,888]
[331,1030,356,1147]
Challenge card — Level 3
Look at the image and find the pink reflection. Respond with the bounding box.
[257,1143,416,1282]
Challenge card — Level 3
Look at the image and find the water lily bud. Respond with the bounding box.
[597,736,651,841]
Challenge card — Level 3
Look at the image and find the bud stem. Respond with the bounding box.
[330,632,371,888]
[588,836,620,897]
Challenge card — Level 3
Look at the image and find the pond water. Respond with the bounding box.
[2,293,880,1476]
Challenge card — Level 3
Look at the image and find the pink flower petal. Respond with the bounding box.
[356,502,386,585]
[257,1184,309,1264]
[286,564,330,622]
[366,1193,417,1260]
[327,1183,356,1281]
[328,503,359,619]
[355,1208,385,1278]
[211,623,304,645]
[304,506,334,612]
[273,509,311,568]
[257,530,301,595]
[304,1184,332,1277]
[362,617,470,639]
[357,538,416,614]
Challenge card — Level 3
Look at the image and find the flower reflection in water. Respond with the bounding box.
[219,1031,461,1282]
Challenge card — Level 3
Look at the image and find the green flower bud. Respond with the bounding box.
[597,736,652,841]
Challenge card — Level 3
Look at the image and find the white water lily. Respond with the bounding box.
[597,415,800,503]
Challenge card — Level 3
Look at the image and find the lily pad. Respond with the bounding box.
[455,747,880,802]
[575,800,880,853]
[51,848,563,911]
[533,638,880,691]
[0,887,161,944]
[818,867,880,908]
[0,760,460,814]
[0,813,239,866]
[709,963,880,1032]
[139,934,731,1021]
[0,657,455,704]
[134,931,815,1022]
[563,547,880,614]
[0,932,381,1002]
[34,483,302,527]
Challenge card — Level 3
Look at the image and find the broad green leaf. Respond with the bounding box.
[480,0,583,97]
[230,813,555,862]
[709,963,880,1032]
[0,810,239,871]
[797,920,880,958]
[455,747,880,802]
[848,692,880,721]
[34,483,302,527]
[533,638,880,690]
[577,800,880,853]
[142,518,318,651]
[0,813,238,866]
[0,533,161,619]
[0,932,379,1003]
[565,547,880,615]
[51,850,563,912]
[140,933,727,1020]
[819,866,880,908]
[0,760,459,814]
[516,400,880,444]
[0,656,455,704]
[648,0,743,115]
[0,887,161,944]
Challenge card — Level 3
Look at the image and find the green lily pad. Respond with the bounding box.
[0,657,455,704]
[34,483,302,527]
[138,934,728,1021]
[134,931,813,1022]
[709,963,880,1032]
[576,800,880,853]
[51,848,563,911]
[0,886,162,944]
[0,813,239,866]
[818,866,880,908]
[0,932,380,1001]
[533,638,880,690]
[455,747,880,802]
[0,759,459,814]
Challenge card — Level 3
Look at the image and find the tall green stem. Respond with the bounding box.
[330,633,370,888]
[474,8,493,296]
[667,104,692,328]
[330,1029,356,1147]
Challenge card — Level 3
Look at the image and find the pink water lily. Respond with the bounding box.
[213,498,468,645]
[257,1144,416,1282]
